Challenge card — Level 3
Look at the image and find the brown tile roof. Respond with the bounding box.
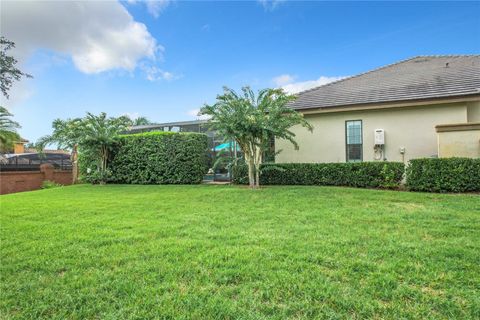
[290,55,480,110]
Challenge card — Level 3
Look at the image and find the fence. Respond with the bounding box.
[0,164,73,195]
[0,152,72,172]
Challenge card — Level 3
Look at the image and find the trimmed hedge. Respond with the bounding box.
[406,158,480,193]
[98,131,208,184]
[232,162,405,189]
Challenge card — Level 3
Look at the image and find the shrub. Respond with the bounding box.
[406,158,480,193]
[232,162,405,189]
[41,180,62,189]
[231,162,249,185]
[84,169,112,185]
[108,132,208,184]
[78,147,101,183]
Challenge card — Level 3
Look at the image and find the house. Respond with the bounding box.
[276,55,480,163]
[12,138,29,154]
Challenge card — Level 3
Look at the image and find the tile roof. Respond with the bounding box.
[290,55,480,110]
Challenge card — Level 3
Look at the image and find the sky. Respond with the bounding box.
[1,0,479,142]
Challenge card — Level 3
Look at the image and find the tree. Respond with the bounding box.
[0,106,21,153]
[36,117,84,183]
[200,87,312,188]
[0,37,30,152]
[1,37,32,99]
[81,113,131,183]
[37,112,131,184]
[130,116,152,126]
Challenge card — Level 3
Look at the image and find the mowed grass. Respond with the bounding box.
[1,185,479,319]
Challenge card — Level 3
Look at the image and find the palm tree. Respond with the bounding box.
[37,117,83,183]
[81,112,131,183]
[0,106,21,153]
[131,116,152,126]
[200,87,312,188]
[37,112,131,184]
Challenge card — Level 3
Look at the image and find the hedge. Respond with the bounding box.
[80,131,208,184]
[232,162,405,189]
[406,158,480,193]
[109,131,208,184]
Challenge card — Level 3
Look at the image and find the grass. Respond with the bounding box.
[1,184,479,319]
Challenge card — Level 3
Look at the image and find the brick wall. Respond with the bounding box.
[0,164,73,195]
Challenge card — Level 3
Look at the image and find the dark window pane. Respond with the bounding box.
[347,144,362,162]
[346,120,363,162]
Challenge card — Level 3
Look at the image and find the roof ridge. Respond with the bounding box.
[413,54,480,58]
[293,55,480,96]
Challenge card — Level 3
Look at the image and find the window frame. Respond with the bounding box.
[345,120,363,162]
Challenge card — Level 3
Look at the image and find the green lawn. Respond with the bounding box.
[1,185,479,319]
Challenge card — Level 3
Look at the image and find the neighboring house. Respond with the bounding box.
[276,55,480,163]
[11,138,29,154]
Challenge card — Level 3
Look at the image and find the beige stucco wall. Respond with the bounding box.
[467,101,480,122]
[437,129,480,158]
[276,102,469,163]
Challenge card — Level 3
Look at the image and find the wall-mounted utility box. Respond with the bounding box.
[374,129,385,145]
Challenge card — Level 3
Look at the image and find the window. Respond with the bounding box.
[345,120,363,162]
[263,135,275,163]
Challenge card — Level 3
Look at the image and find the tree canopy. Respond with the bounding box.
[37,112,132,184]
[1,36,32,99]
[0,37,31,152]
[200,86,312,188]
[130,116,152,126]
[0,106,21,152]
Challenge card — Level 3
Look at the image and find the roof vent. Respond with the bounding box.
[445,62,449,68]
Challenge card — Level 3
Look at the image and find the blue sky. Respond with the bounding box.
[1,0,479,142]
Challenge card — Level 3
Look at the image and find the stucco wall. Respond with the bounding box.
[436,122,480,158]
[14,142,25,154]
[467,101,480,122]
[437,130,480,158]
[276,102,468,163]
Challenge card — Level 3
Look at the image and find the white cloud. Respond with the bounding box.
[146,0,171,18]
[187,108,210,120]
[141,64,180,81]
[279,76,347,94]
[272,74,296,86]
[258,0,286,11]
[0,82,34,109]
[126,0,171,18]
[122,112,140,120]
[1,1,160,74]
[187,109,200,117]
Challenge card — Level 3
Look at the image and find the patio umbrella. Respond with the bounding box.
[213,141,241,152]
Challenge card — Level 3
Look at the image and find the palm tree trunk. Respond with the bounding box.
[100,145,108,185]
[244,144,255,188]
[254,142,262,188]
[247,156,255,188]
[71,144,78,184]
[248,160,255,188]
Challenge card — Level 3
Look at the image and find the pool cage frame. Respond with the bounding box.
[127,120,241,182]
